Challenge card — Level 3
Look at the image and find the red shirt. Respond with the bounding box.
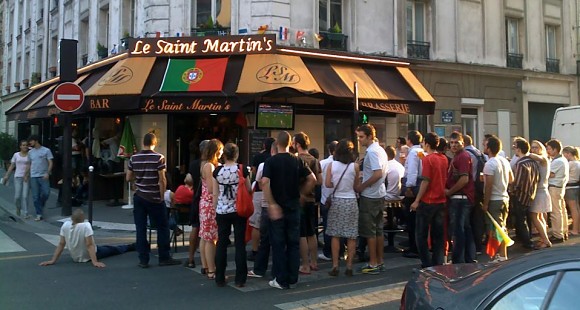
[446,149,475,204]
[420,153,448,204]
[174,185,193,205]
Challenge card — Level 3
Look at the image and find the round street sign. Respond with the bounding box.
[53,82,85,112]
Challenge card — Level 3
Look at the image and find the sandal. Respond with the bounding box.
[183,260,195,269]
[201,268,208,275]
[207,271,216,280]
[345,268,353,277]
[310,264,319,271]
[328,267,339,277]
[299,267,311,275]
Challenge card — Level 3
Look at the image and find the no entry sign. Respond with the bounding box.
[53,82,84,112]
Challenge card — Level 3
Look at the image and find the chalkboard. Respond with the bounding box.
[249,129,269,165]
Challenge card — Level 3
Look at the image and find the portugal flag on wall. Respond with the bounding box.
[160,58,228,92]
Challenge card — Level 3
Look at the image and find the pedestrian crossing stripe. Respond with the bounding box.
[36,233,61,246]
[274,281,406,309]
[0,229,25,253]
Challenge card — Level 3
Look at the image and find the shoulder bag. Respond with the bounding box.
[236,164,254,218]
[323,162,351,210]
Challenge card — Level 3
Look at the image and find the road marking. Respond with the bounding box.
[0,229,26,253]
[36,233,61,246]
[56,218,193,232]
[274,282,406,310]
[0,253,52,261]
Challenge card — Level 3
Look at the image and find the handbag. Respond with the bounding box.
[323,162,351,210]
[236,164,254,218]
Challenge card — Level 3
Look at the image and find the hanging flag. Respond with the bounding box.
[257,25,269,34]
[155,31,161,38]
[160,58,228,92]
[314,33,323,42]
[118,118,138,159]
[296,30,305,41]
[239,28,248,34]
[279,26,288,41]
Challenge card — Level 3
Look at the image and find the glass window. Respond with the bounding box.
[194,0,230,28]
[546,25,557,59]
[491,275,555,310]
[407,1,425,41]
[408,115,427,134]
[319,0,342,32]
[547,271,580,309]
[506,18,519,54]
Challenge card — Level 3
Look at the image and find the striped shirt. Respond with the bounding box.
[128,150,166,203]
[512,156,540,207]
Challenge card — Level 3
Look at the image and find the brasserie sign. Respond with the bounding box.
[128,35,276,57]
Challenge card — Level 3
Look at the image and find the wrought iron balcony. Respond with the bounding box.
[407,40,430,59]
[546,58,560,73]
[318,31,348,51]
[507,53,523,69]
[190,27,231,37]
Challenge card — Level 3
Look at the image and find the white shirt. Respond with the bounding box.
[549,156,569,188]
[567,160,580,187]
[319,155,333,204]
[385,159,405,200]
[361,142,389,199]
[329,161,357,199]
[10,152,30,178]
[60,221,96,263]
[404,145,424,188]
[483,156,512,201]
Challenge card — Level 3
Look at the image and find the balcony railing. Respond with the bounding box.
[507,53,523,69]
[407,40,430,59]
[318,31,348,51]
[546,58,559,73]
[190,27,231,37]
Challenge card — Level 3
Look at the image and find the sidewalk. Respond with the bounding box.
[0,167,136,230]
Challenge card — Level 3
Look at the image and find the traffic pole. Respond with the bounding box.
[352,81,359,156]
[88,166,94,225]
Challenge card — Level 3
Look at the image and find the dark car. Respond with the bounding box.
[400,244,580,310]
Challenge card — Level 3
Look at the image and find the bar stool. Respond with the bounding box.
[383,199,404,253]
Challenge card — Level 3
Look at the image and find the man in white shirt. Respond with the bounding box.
[385,146,405,200]
[318,141,338,261]
[546,139,570,243]
[402,130,424,258]
[40,209,135,268]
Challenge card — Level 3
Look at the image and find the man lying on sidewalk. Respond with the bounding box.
[39,209,135,268]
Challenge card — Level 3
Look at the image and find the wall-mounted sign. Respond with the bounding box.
[140,98,235,113]
[441,110,454,123]
[128,35,276,57]
[360,101,411,114]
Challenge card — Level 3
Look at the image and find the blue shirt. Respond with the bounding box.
[28,146,53,177]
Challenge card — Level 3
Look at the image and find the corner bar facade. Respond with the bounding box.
[5,35,435,193]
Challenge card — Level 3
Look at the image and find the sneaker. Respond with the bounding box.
[378,263,386,272]
[138,262,150,269]
[35,215,43,221]
[269,278,286,290]
[318,253,332,261]
[491,256,508,263]
[361,265,380,275]
[24,215,31,219]
[158,258,182,266]
[247,270,263,278]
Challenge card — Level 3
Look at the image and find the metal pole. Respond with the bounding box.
[61,113,72,216]
[88,165,94,225]
[352,81,360,155]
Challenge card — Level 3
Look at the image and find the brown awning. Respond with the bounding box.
[86,57,156,96]
[236,54,322,95]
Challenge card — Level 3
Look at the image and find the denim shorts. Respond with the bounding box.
[565,187,579,202]
[358,196,384,238]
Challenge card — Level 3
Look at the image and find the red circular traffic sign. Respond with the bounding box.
[53,82,85,112]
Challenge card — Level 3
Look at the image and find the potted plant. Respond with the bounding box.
[31,72,41,85]
[0,132,17,170]
[97,42,108,59]
[22,79,30,88]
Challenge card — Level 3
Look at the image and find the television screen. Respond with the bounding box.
[256,103,295,130]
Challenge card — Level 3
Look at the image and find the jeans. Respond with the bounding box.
[511,200,532,246]
[415,202,445,268]
[216,212,247,285]
[96,244,130,260]
[30,177,50,216]
[270,199,301,288]
[449,198,476,263]
[471,197,485,253]
[254,207,273,276]
[13,177,30,216]
[133,195,171,264]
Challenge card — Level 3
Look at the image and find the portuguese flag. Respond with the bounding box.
[485,211,514,258]
[160,58,228,92]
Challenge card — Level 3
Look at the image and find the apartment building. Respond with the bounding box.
[2,0,578,150]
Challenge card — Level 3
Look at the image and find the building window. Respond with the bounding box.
[406,1,429,59]
[506,18,523,68]
[546,25,559,73]
[408,115,428,134]
[319,0,342,32]
[193,0,231,28]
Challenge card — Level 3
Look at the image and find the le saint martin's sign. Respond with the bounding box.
[128,34,276,57]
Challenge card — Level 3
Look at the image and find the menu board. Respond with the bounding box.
[248,129,269,164]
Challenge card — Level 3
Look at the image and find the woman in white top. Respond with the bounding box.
[2,140,31,218]
[212,142,251,287]
[324,139,360,277]
[528,140,552,248]
[563,146,580,235]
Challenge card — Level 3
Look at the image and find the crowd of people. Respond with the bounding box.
[5,124,578,289]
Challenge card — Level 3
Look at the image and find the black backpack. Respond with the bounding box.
[465,148,486,200]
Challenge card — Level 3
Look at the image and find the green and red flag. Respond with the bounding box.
[485,211,514,258]
[117,118,138,159]
[160,58,228,92]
